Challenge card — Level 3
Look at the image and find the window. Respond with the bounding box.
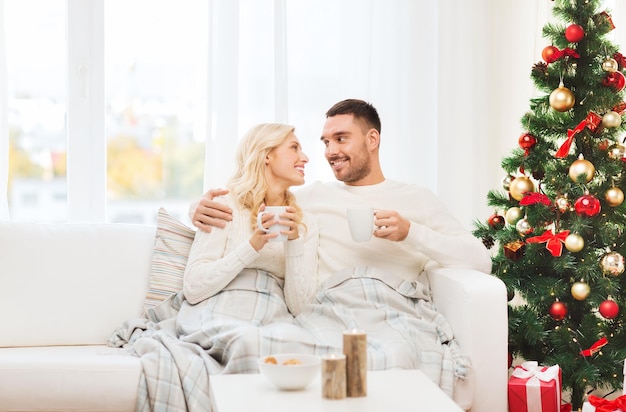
[5,0,206,224]
[3,0,441,225]
[5,0,67,222]
[104,0,207,225]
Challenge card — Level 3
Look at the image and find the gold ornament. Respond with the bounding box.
[564,233,584,253]
[509,176,535,201]
[515,218,533,236]
[569,154,595,183]
[505,207,523,225]
[600,251,625,276]
[555,195,570,213]
[602,111,622,128]
[608,143,626,160]
[571,281,590,301]
[549,82,576,112]
[605,187,625,207]
[602,57,619,72]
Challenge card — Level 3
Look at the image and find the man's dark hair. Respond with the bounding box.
[325,99,381,134]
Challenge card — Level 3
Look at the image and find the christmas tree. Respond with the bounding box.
[473,1,626,409]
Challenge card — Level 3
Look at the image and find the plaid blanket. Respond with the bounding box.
[108,267,468,410]
[299,266,468,396]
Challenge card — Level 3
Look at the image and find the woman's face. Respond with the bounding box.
[265,132,309,190]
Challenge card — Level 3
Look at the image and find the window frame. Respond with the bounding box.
[67,0,106,221]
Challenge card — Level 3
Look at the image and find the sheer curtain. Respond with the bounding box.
[0,0,9,220]
[202,0,440,201]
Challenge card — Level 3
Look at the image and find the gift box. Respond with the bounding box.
[504,240,525,261]
[508,361,561,412]
[582,394,626,411]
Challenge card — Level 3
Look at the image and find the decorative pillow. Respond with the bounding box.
[144,207,196,311]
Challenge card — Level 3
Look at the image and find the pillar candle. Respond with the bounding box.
[321,353,346,400]
[342,329,367,397]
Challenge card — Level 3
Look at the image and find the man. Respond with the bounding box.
[191,99,492,283]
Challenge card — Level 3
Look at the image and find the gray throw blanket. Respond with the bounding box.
[108,267,468,411]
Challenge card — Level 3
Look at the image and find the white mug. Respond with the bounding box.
[257,206,289,242]
[346,208,375,242]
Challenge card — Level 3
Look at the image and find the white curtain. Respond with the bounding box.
[203,0,607,228]
[202,0,441,214]
[0,0,10,220]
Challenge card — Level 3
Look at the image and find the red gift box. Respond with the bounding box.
[508,361,562,412]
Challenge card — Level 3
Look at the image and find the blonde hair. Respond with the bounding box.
[227,123,304,230]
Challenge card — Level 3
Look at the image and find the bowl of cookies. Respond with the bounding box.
[258,353,321,390]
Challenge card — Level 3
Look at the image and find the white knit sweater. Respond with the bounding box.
[183,193,319,316]
[295,179,492,282]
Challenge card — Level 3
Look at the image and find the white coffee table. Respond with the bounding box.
[211,369,464,412]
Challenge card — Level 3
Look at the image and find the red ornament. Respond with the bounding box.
[602,71,626,92]
[487,213,505,230]
[599,300,619,319]
[598,139,611,151]
[574,194,601,217]
[542,45,559,63]
[565,24,585,42]
[549,301,568,321]
[508,352,513,368]
[518,133,537,154]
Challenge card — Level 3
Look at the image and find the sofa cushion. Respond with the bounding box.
[143,208,195,311]
[0,221,155,347]
[0,345,140,411]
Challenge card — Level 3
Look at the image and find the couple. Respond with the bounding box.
[112,99,492,411]
[185,98,491,314]
[180,99,492,385]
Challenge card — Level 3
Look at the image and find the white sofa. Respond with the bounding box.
[0,218,508,412]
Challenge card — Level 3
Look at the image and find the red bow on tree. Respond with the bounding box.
[526,230,570,257]
[520,192,552,206]
[555,112,603,158]
[580,337,608,357]
[545,47,580,63]
[587,394,626,412]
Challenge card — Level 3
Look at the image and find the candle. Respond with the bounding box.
[321,353,346,400]
[342,329,367,397]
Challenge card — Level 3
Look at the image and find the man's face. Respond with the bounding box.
[320,114,372,185]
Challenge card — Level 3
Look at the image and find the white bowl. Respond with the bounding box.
[258,353,321,391]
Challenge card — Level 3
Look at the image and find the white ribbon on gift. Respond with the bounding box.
[511,361,561,412]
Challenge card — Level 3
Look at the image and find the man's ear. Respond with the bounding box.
[367,129,380,149]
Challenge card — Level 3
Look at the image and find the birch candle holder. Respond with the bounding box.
[343,329,367,397]
[321,353,346,399]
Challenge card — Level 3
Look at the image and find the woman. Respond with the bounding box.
[109,125,320,409]
[182,123,319,317]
